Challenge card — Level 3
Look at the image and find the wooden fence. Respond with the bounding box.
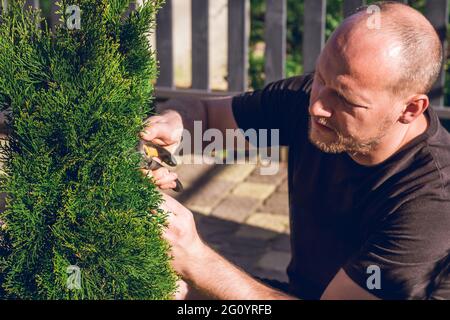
[1,0,449,120]
[154,0,450,120]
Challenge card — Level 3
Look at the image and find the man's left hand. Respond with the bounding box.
[158,193,208,279]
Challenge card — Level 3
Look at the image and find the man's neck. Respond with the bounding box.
[349,112,429,166]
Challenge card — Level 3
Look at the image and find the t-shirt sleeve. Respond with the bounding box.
[343,196,450,300]
[231,74,313,146]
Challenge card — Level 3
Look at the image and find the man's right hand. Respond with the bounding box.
[139,110,184,190]
[140,110,184,152]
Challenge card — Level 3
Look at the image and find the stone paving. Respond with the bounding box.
[164,155,291,283]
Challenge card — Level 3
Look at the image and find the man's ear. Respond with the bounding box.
[398,94,429,124]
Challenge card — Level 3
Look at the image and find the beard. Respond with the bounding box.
[308,116,394,155]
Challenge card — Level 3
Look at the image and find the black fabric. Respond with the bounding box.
[255,277,292,297]
[232,74,450,300]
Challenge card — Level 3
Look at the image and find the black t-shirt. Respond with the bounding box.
[232,74,450,300]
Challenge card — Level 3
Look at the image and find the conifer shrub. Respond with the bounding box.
[0,0,177,299]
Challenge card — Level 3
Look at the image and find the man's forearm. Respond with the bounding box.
[185,245,296,300]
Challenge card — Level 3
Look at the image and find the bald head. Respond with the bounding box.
[331,1,443,96]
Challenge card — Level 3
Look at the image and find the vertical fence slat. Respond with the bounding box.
[264,0,286,84]
[25,0,40,28]
[228,0,249,92]
[156,0,174,88]
[343,0,365,18]
[303,0,326,73]
[125,1,136,16]
[49,1,60,30]
[426,0,448,107]
[191,0,209,91]
[0,0,7,11]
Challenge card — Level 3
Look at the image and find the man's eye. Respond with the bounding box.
[337,93,352,106]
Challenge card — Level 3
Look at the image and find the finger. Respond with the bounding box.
[158,202,176,225]
[160,192,177,211]
[155,173,178,186]
[159,181,178,190]
[174,279,189,300]
[150,156,163,166]
[152,167,170,180]
[144,158,163,171]
[140,168,153,179]
[159,193,171,209]
[150,206,172,224]
[140,121,171,143]
[140,126,159,142]
[144,116,163,126]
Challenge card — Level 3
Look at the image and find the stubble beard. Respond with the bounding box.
[308,116,394,156]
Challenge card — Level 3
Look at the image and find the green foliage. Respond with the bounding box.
[0,0,177,299]
[248,0,304,89]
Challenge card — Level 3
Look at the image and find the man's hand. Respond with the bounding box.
[140,110,184,190]
[159,193,208,278]
[140,110,184,152]
[158,193,296,300]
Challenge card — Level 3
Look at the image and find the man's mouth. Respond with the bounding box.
[313,118,334,132]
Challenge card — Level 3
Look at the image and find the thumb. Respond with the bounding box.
[140,126,158,142]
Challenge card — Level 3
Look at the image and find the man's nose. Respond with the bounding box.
[309,100,333,118]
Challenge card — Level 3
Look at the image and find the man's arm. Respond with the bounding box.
[160,192,383,300]
[155,96,238,138]
[184,243,296,300]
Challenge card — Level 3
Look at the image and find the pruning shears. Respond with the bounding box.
[142,142,183,192]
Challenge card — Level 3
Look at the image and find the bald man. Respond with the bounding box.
[141,2,450,299]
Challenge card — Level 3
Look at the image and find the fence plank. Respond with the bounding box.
[343,0,364,18]
[49,0,60,29]
[425,0,448,107]
[25,0,39,9]
[264,0,286,84]
[156,87,240,99]
[125,1,136,16]
[156,0,174,88]
[228,0,250,92]
[303,0,326,73]
[191,0,209,91]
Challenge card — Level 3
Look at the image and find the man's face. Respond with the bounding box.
[308,26,405,155]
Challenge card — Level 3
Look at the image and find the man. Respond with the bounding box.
[141,2,450,299]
